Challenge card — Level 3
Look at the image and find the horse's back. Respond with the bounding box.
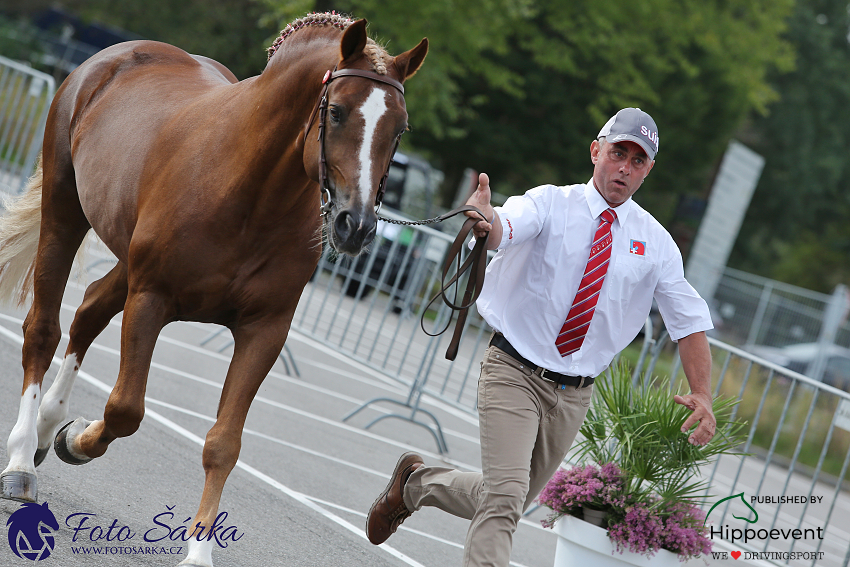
[50,41,236,261]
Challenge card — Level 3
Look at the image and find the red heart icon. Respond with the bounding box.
[731,551,742,560]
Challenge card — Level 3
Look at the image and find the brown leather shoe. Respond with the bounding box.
[366,452,424,545]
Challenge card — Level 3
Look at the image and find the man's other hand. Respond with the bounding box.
[674,392,716,446]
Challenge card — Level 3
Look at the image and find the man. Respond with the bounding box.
[365,108,716,566]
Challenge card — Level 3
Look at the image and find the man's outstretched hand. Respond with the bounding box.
[674,392,716,447]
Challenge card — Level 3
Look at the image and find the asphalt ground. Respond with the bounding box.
[1,254,848,567]
[0,263,556,567]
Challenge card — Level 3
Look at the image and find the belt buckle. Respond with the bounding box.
[542,369,566,390]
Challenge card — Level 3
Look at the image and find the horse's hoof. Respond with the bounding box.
[0,471,37,502]
[34,446,50,467]
[53,420,93,465]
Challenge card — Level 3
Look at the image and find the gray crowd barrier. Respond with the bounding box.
[0,54,53,196]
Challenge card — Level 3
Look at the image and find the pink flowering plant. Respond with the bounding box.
[537,364,746,561]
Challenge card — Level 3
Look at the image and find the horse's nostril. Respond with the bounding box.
[362,222,377,247]
[334,211,354,243]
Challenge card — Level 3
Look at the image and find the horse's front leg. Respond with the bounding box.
[178,318,289,567]
[54,290,168,463]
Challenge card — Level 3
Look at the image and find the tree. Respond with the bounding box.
[28,0,796,241]
[731,0,850,292]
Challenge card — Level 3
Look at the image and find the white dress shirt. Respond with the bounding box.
[476,180,713,377]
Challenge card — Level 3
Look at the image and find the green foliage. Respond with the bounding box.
[63,0,279,79]
[731,0,850,292]
[0,15,46,68]
[25,0,796,250]
[574,364,747,509]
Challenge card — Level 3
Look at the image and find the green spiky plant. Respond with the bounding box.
[571,363,748,513]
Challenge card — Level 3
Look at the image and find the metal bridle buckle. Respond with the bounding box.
[320,187,333,217]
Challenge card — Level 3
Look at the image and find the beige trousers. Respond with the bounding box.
[403,345,592,567]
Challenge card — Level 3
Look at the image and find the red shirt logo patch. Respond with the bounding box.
[630,240,646,255]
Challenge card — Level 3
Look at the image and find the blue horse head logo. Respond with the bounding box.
[6,502,60,561]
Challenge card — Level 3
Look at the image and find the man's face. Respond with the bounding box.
[590,139,654,207]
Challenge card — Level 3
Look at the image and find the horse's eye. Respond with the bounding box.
[329,106,341,124]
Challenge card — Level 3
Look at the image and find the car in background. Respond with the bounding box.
[746,342,850,391]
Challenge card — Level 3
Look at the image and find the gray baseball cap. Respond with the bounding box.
[597,108,659,160]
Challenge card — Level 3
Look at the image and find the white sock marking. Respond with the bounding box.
[3,384,41,474]
[36,353,80,449]
[179,538,214,567]
[357,87,389,214]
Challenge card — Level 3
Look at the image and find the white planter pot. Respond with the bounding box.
[552,515,680,567]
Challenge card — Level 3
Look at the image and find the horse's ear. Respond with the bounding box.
[393,38,428,82]
[340,19,368,62]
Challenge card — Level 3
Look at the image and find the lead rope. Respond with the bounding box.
[377,205,489,361]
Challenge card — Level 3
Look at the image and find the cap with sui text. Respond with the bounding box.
[597,108,659,160]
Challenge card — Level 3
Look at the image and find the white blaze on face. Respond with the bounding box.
[357,87,389,213]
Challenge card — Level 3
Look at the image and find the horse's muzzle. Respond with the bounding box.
[332,209,377,255]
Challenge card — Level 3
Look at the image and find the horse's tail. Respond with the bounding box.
[0,155,46,306]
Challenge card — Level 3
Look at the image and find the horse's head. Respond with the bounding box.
[304,19,428,256]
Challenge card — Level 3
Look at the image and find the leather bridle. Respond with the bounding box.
[304,66,405,218]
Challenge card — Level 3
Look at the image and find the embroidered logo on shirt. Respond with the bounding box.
[507,218,513,240]
[630,240,646,256]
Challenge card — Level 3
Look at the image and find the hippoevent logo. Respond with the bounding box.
[6,502,59,561]
[704,492,826,561]
[4,502,244,560]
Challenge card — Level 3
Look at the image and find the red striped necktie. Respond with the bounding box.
[556,208,617,357]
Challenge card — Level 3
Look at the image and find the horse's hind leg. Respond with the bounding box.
[54,289,168,464]
[1,153,90,502]
[179,319,287,567]
[34,263,128,466]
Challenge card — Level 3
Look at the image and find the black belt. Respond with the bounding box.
[490,334,594,388]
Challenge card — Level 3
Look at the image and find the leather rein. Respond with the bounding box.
[304,67,490,361]
[304,67,405,218]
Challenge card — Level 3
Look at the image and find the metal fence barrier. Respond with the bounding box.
[633,331,850,567]
[0,54,54,195]
[291,208,487,452]
[713,267,850,352]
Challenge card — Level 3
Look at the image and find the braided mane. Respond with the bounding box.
[267,12,389,75]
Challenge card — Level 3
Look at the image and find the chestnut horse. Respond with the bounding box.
[0,13,426,567]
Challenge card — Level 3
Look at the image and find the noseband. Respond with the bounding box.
[304,67,405,218]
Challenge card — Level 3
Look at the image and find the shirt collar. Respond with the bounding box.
[584,178,632,226]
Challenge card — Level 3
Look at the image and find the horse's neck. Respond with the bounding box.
[255,33,340,138]
[225,35,338,211]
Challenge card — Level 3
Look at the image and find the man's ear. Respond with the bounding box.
[590,140,600,164]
